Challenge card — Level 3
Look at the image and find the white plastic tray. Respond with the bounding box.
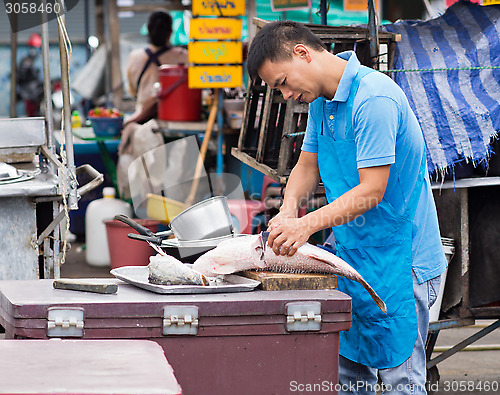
[110,266,261,294]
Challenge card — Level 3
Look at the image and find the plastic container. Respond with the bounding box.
[89,117,123,137]
[157,65,202,122]
[105,218,160,269]
[85,187,132,267]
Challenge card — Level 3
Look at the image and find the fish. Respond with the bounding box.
[148,254,208,286]
[193,233,387,313]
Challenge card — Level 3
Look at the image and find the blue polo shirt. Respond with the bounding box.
[302,51,447,283]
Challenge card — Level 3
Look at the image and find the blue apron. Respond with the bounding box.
[317,66,426,369]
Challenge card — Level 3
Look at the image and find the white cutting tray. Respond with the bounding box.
[110,265,261,294]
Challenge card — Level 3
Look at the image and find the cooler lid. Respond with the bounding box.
[0,339,182,394]
[0,279,351,336]
[0,279,351,319]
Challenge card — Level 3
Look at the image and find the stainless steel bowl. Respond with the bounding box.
[169,196,234,241]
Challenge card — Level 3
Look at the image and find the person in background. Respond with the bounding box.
[126,10,188,115]
[118,10,188,201]
[247,20,447,394]
[17,33,44,117]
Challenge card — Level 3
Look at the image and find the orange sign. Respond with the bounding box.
[189,65,243,88]
[192,0,245,17]
[189,41,242,64]
[190,18,242,40]
[343,0,380,12]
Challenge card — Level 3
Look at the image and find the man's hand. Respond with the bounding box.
[267,216,311,257]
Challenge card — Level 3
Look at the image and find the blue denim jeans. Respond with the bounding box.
[339,271,441,395]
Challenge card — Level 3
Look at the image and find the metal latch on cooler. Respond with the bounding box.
[163,306,199,336]
[285,302,322,332]
[46,307,84,337]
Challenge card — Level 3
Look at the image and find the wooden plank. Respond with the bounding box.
[231,148,286,183]
[277,100,295,176]
[252,18,399,40]
[240,271,337,291]
[256,85,274,162]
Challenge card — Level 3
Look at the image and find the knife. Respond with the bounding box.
[53,279,118,294]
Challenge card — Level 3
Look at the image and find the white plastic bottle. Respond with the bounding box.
[85,187,132,267]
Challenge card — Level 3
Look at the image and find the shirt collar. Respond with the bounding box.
[331,51,361,103]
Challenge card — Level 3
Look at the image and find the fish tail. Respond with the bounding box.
[359,279,387,314]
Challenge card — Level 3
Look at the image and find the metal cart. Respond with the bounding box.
[2,5,102,280]
[426,177,500,386]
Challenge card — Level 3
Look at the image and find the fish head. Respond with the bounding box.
[193,234,266,276]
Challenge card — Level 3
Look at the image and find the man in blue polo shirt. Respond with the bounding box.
[247,21,447,394]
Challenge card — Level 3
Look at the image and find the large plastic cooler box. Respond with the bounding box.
[0,339,182,394]
[0,280,351,395]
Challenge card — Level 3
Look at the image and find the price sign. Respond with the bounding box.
[189,65,243,88]
[189,42,242,64]
[190,18,242,40]
[192,0,245,17]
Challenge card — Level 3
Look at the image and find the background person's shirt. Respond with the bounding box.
[126,45,188,113]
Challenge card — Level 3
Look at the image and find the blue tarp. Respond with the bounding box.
[382,1,500,175]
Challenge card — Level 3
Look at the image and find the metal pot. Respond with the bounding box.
[169,196,234,240]
[117,196,234,244]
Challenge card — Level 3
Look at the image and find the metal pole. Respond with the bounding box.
[216,88,225,195]
[320,0,327,25]
[367,0,380,69]
[57,0,78,209]
[84,0,91,60]
[41,0,54,153]
[10,14,17,118]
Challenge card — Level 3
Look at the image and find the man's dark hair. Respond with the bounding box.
[247,20,325,81]
[148,11,173,47]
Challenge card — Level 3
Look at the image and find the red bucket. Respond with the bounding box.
[104,219,160,269]
[157,65,202,122]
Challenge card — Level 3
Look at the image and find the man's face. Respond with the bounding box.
[258,49,319,104]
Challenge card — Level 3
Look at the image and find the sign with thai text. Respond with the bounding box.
[189,65,243,88]
[188,41,242,64]
[190,18,242,40]
[192,0,245,17]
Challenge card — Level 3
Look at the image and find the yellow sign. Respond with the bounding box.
[190,18,242,40]
[272,0,310,11]
[189,65,243,88]
[482,0,500,5]
[343,0,380,12]
[189,42,242,64]
[192,0,245,17]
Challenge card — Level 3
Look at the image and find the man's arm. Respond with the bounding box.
[272,151,321,218]
[269,164,390,256]
[266,151,320,252]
